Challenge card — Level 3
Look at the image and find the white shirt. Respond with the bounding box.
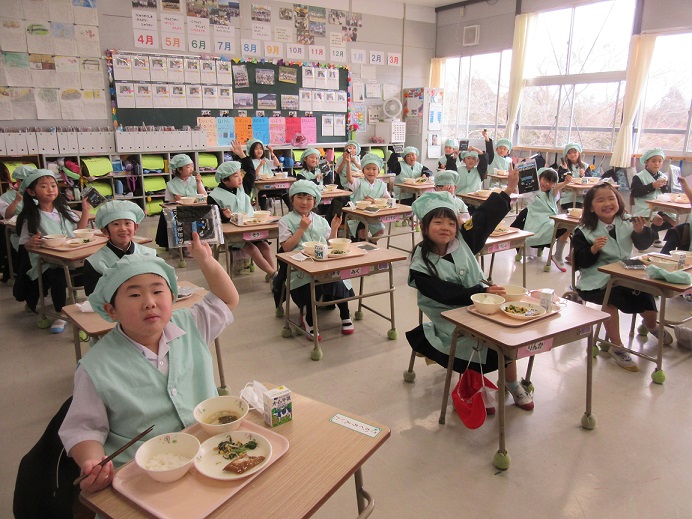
[18,208,76,244]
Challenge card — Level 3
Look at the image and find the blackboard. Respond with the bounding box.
[110,55,349,144]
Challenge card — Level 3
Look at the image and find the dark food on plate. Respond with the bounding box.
[216,437,258,460]
[223,453,266,474]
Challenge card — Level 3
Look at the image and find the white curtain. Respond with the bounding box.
[429,58,445,89]
[610,33,657,167]
[504,13,535,141]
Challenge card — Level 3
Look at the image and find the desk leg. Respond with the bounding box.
[309,278,323,361]
[354,468,375,518]
[487,253,495,284]
[282,263,293,338]
[494,356,511,470]
[654,296,666,382]
[4,225,14,286]
[386,221,392,250]
[544,224,560,272]
[594,280,615,350]
[63,264,77,305]
[387,265,397,340]
[214,338,229,395]
[581,330,597,430]
[439,329,460,425]
[36,256,50,328]
[72,322,82,363]
[522,244,527,288]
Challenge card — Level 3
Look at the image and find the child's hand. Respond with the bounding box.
[591,235,608,254]
[81,196,91,212]
[364,196,374,202]
[579,168,585,177]
[298,214,312,230]
[222,207,232,219]
[188,231,212,261]
[195,173,203,183]
[486,284,505,295]
[174,194,182,202]
[482,129,488,140]
[230,140,243,155]
[631,216,647,233]
[316,173,323,182]
[653,178,667,189]
[652,214,664,227]
[505,165,519,194]
[28,232,42,248]
[79,457,114,492]
[331,213,342,232]
[564,173,573,183]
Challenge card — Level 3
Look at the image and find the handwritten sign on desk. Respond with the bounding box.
[487,241,511,254]
[243,230,269,240]
[516,337,554,359]
[381,214,401,223]
[263,182,290,189]
[341,266,369,279]
[330,413,382,438]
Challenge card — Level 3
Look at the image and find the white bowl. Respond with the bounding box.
[301,240,320,256]
[373,197,388,207]
[403,178,417,185]
[500,284,527,302]
[500,302,546,320]
[355,200,372,210]
[193,395,250,435]
[253,210,271,222]
[329,238,351,251]
[495,170,508,176]
[42,234,67,247]
[179,196,197,205]
[568,208,583,219]
[470,293,505,315]
[135,432,200,483]
[73,229,96,240]
[323,184,338,192]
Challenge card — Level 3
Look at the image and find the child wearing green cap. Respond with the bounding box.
[434,170,468,225]
[16,170,91,333]
[297,148,331,186]
[406,171,534,411]
[232,139,287,209]
[164,154,206,202]
[558,143,590,210]
[483,130,513,180]
[631,148,674,247]
[59,234,239,493]
[345,153,390,242]
[0,165,35,283]
[208,161,276,280]
[437,139,459,171]
[279,179,354,338]
[335,140,362,188]
[455,147,488,198]
[387,146,433,205]
[83,200,156,296]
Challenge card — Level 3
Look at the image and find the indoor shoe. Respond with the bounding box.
[301,315,322,342]
[515,252,522,262]
[50,319,67,334]
[649,328,674,346]
[507,384,534,411]
[608,347,639,372]
[341,318,355,335]
[653,240,664,248]
[552,256,567,272]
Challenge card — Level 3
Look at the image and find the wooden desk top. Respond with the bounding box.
[277,246,407,275]
[342,205,413,220]
[442,299,609,349]
[255,177,296,186]
[393,182,435,192]
[62,281,206,337]
[483,229,534,249]
[562,181,619,193]
[221,220,279,236]
[459,192,520,203]
[27,235,153,263]
[598,261,692,293]
[320,188,352,199]
[82,391,391,519]
[645,198,691,213]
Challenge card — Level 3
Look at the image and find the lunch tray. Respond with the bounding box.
[489,227,520,237]
[467,296,560,328]
[112,421,289,519]
[233,217,280,227]
[40,235,107,252]
[303,244,367,262]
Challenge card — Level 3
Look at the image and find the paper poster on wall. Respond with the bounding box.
[367,106,382,125]
[252,116,270,143]
[360,65,376,80]
[214,24,235,54]
[115,82,135,108]
[241,39,262,58]
[302,66,315,89]
[352,104,366,132]
[153,84,171,108]
[350,49,366,64]
[334,113,346,136]
[77,25,100,57]
[301,117,317,143]
[234,92,254,109]
[327,68,338,90]
[187,17,210,36]
[184,58,201,83]
[298,89,312,112]
[251,4,272,22]
[170,84,186,108]
[30,55,56,89]
[0,18,27,53]
[269,117,286,144]
[131,56,150,82]
[12,88,38,119]
[337,90,347,112]
[252,23,271,40]
[161,14,185,33]
[73,1,98,26]
[428,102,443,131]
[329,32,344,48]
[162,30,185,50]
[278,66,297,84]
[315,68,328,90]
[83,89,108,120]
[405,116,421,135]
[26,21,54,55]
[285,117,301,143]
[4,52,31,87]
[134,83,153,108]
[257,92,277,109]
[286,43,305,61]
[186,84,202,108]
[427,133,441,159]
[113,55,132,81]
[79,58,103,89]
[323,91,336,112]
[312,91,325,112]
[150,57,167,82]
[218,86,233,108]
[365,83,380,99]
[202,85,218,109]
[132,10,157,31]
[51,22,77,56]
[264,41,282,59]
[216,61,232,84]
[255,68,275,85]
[35,88,61,119]
[274,26,291,42]
[382,83,399,101]
[216,117,235,146]
[369,51,384,66]
[330,47,346,63]
[234,116,253,143]
[58,88,84,119]
[200,59,216,83]
[351,81,364,103]
[321,114,334,137]
[232,64,249,87]
[0,88,12,120]
[281,94,299,110]
[197,117,217,148]
[167,57,185,83]
[55,56,80,89]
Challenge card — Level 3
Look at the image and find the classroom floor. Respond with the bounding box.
[2,214,692,518]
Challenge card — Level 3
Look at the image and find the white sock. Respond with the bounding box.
[555,239,567,259]
[506,380,520,391]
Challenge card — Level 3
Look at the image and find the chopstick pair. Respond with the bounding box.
[73,425,154,486]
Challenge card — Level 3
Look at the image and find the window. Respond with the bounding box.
[519,0,635,150]
[637,33,692,154]
[441,50,512,142]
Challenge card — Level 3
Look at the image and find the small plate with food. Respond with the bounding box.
[500,302,546,320]
[66,237,95,247]
[195,431,272,480]
[328,249,351,258]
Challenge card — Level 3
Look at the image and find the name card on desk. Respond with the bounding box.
[330,413,382,438]
[517,337,554,359]
[381,214,400,223]
[271,182,290,189]
[243,230,268,240]
[487,241,510,254]
[341,266,369,279]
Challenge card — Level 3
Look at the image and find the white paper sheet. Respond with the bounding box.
[113,55,132,81]
[167,57,184,83]
[134,83,153,108]
[22,0,48,20]
[170,84,186,108]
[149,56,167,82]
[153,84,171,108]
[79,58,103,89]
[115,82,135,109]
[0,18,27,52]
[0,88,14,120]
[184,58,201,84]
[200,59,216,83]
[26,21,54,55]
[54,56,80,88]
[83,89,107,119]
[35,87,60,119]
[186,84,202,108]
[131,55,150,82]
[51,22,77,55]
[59,88,84,119]
[49,0,73,23]
[12,87,37,119]
[216,61,232,85]
[76,25,100,57]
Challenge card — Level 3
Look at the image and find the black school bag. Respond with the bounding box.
[13,397,81,519]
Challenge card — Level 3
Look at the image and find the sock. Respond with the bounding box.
[555,239,567,259]
[506,380,520,391]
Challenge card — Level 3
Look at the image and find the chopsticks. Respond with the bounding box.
[73,424,154,486]
[480,278,492,286]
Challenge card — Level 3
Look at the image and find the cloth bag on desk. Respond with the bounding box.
[451,348,498,429]
[645,265,692,285]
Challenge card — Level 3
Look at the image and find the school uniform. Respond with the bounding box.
[208,183,255,250]
[0,190,23,219]
[485,138,512,176]
[573,217,657,312]
[438,154,457,171]
[164,176,199,202]
[0,191,23,282]
[336,156,361,188]
[630,169,675,220]
[406,192,511,373]
[83,242,157,296]
[346,177,390,238]
[387,150,432,204]
[524,190,560,247]
[557,162,589,208]
[455,165,484,195]
[59,293,233,465]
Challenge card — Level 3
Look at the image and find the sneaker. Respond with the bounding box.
[515,252,522,262]
[649,327,674,346]
[341,318,354,335]
[552,256,567,272]
[536,248,544,257]
[301,314,322,342]
[608,347,639,372]
[507,384,534,411]
[50,319,67,334]
[653,239,664,248]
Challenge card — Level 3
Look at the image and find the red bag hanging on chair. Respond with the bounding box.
[451,350,498,429]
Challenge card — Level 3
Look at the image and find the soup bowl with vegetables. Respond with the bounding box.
[194,395,249,434]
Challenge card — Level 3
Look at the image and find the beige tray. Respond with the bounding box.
[303,244,367,262]
[234,217,280,227]
[467,296,560,328]
[489,227,520,237]
[40,235,107,252]
[112,420,289,519]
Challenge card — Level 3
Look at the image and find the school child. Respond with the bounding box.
[279,180,354,339]
[16,169,90,333]
[0,165,35,283]
[155,154,207,251]
[345,153,390,242]
[296,148,331,186]
[455,148,488,196]
[433,170,468,225]
[557,143,590,210]
[662,176,692,254]
[405,177,535,411]
[631,148,675,247]
[59,236,239,492]
[483,131,513,177]
[386,146,432,206]
[207,161,276,280]
[515,167,572,271]
[82,200,156,296]
[438,139,459,171]
[572,184,668,372]
[335,140,362,187]
[237,138,288,210]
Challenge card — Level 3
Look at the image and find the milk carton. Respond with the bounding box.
[536,288,554,313]
[263,386,293,427]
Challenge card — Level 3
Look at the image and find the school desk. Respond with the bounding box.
[458,191,521,211]
[645,198,691,224]
[342,206,415,254]
[277,245,407,360]
[433,300,609,470]
[480,229,534,287]
[487,172,509,187]
[214,219,280,277]
[319,187,352,205]
[254,176,296,192]
[561,180,619,208]
[28,236,152,329]
[393,181,435,201]
[543,214,582,273]
[596,260,692,384]
[81,389,390,519]
[349,172,396,193]
[60,283,227,393]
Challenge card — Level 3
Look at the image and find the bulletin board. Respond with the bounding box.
[107,51,349,144]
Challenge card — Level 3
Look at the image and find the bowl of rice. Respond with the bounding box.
[470,293,505,315]
[135,432,200,483]
[193,395,249,435]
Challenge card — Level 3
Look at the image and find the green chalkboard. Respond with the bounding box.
[112,58,349,144]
